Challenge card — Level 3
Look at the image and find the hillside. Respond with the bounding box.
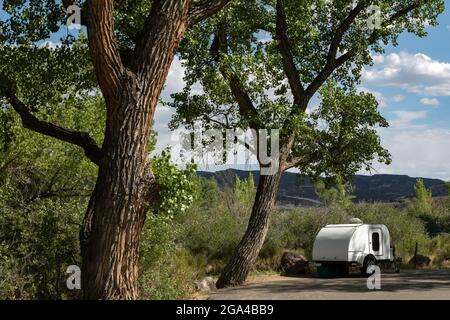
[198,169,449,207]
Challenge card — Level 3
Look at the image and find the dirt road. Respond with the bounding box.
[208,269,450,300]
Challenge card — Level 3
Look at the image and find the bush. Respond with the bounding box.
[175,198,245,275]
[139,216,195,300]
[0,246,34,300]
[174,176,255,275]
[428,234,450,266]
[412,179,433,214]
[0,196,83,299]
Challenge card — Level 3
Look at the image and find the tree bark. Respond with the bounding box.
[216,170,282,288]
[78,0,231,300]
[80,77,160,300]
[80,0,190,299]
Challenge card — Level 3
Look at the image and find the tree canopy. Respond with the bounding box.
[169,0,444,180]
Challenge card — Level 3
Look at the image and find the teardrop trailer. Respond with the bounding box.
[312,223,399,277]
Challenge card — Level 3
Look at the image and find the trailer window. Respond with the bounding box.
[372,232,380,251]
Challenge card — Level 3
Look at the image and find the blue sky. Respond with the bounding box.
[2,2,450,180]
[353,3,450,180]
[369,6,450,129]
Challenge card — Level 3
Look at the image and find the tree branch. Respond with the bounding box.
[1,84,102,165]
[283,155,310,171]
[275,0,305,108]
[133,0,190,98]
[305,1,424,98]
[211,25,260,129]
[188,0,232,27]
[326,2,368,68]
[305,2,368,98]
[87,0,124,109]
[367,1,424,44]
[284,150,322,171]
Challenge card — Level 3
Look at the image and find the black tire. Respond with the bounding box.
[340,264,349,277]
[361,256,378,277]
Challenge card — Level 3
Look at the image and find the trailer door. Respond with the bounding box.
[369,228,383,256]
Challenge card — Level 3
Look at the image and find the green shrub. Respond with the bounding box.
[267,206,351,260]
[428,234,450,266]
[139,215,195,300]
[0,245,34,300]
[0,196,83,299]
[412,179,433,214]
[174,176,256,275]
[175,200,244,274]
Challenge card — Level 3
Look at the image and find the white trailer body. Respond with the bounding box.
[312,224,394,269]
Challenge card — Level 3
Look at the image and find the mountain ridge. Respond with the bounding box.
[197,169,449,207]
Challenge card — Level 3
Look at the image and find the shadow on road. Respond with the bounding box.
[211,269,450,298]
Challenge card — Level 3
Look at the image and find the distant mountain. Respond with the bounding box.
[198,169,449,207]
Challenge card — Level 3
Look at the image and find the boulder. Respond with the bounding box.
[408,255,431,267]
[280,252,309,276]
[194,276,217,293]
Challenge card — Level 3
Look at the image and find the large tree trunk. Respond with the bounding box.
[80,79,159,299]
[80,10,187,297]
[216,170,283,288]
[78,0,230,300]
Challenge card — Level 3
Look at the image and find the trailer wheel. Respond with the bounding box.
[361,256,378,277]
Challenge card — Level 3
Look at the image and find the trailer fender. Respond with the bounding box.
[356,253,366,267]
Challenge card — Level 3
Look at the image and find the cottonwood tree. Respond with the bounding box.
[168,0,444,287]
[0,0,231,299]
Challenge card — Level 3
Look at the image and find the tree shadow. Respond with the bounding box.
[214,269,450,296]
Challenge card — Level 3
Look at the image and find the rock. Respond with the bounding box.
[443,258,450,268]
[194,277,217,293]
[408,255,431,267]
[280,252,309,276]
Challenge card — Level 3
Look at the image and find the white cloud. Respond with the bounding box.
[363,52,450,96]
[356,89,410,108]
[392,94,405,103]
[153,56,186,154]
[389,110,428,129]
[372,54,386,64]
[371,128,450,180]
[160,55,186,102]
[39,40,61,49]
[420,97,440,107]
